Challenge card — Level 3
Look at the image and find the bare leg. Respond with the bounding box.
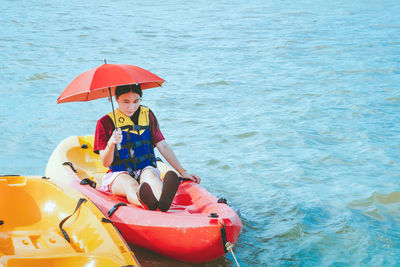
[110,173,140,206]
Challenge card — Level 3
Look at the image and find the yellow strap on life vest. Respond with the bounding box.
[107,106,150,135]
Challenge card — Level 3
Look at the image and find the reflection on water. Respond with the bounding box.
[350,191,400,221]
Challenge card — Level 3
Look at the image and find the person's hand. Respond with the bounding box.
[180,170,201,184]
[108,128,122,146]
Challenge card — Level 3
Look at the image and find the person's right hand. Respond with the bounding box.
[108,128,122,146]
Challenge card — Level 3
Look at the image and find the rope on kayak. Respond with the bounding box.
[226,241,240,267]
[59,198,87,243]
[220,221,240,267]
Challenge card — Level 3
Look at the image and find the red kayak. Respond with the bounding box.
[46,135,242,263]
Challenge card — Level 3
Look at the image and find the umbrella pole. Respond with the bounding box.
[108,87,118,129]
[109,87,121,150]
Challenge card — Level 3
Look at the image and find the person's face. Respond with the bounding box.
[116,91,141,117]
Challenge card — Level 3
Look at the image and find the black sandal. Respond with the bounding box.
[158,171,181,212]
[137,182,158,210]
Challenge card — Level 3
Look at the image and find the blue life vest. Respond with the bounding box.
[107,106,157,174]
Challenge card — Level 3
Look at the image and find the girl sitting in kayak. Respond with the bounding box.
[94,84,200,211]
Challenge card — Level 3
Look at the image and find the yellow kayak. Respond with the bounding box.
[0,175,140,267]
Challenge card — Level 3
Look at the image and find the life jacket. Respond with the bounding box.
[107,106,157,175]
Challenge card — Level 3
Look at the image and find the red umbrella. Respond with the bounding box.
[57,63,165,131]
[57,63,165,103]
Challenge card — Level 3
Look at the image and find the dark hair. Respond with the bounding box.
[115,84,142,99]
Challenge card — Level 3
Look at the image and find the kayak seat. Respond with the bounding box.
[173,193,193,206]
[63,136,109,186]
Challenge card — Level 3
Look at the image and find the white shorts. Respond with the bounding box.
[98,166,161,193]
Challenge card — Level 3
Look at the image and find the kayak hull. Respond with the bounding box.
[46,135,242,263]
[73,179,242,263]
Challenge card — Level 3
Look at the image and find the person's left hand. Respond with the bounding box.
[181,170,201,184]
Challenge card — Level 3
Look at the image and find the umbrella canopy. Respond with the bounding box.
[57,63,165,103]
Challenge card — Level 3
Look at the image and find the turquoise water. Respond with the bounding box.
[1,0,400,266]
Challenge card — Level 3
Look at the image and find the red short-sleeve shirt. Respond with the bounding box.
[94,108,165,154]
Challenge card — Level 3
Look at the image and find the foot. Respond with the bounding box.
[158,171,181,212]
[137,182,158,210]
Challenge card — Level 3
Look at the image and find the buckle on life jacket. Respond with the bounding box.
[120,125,149,131]
[127,167,140,183]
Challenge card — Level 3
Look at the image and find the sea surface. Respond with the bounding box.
[1,0,400,266]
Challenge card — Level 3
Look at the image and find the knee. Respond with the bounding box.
[125,179,138,190]
[141,168,159,180]
[164,170,178,180]
[140,169,162,196]
[111,174,138,194]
